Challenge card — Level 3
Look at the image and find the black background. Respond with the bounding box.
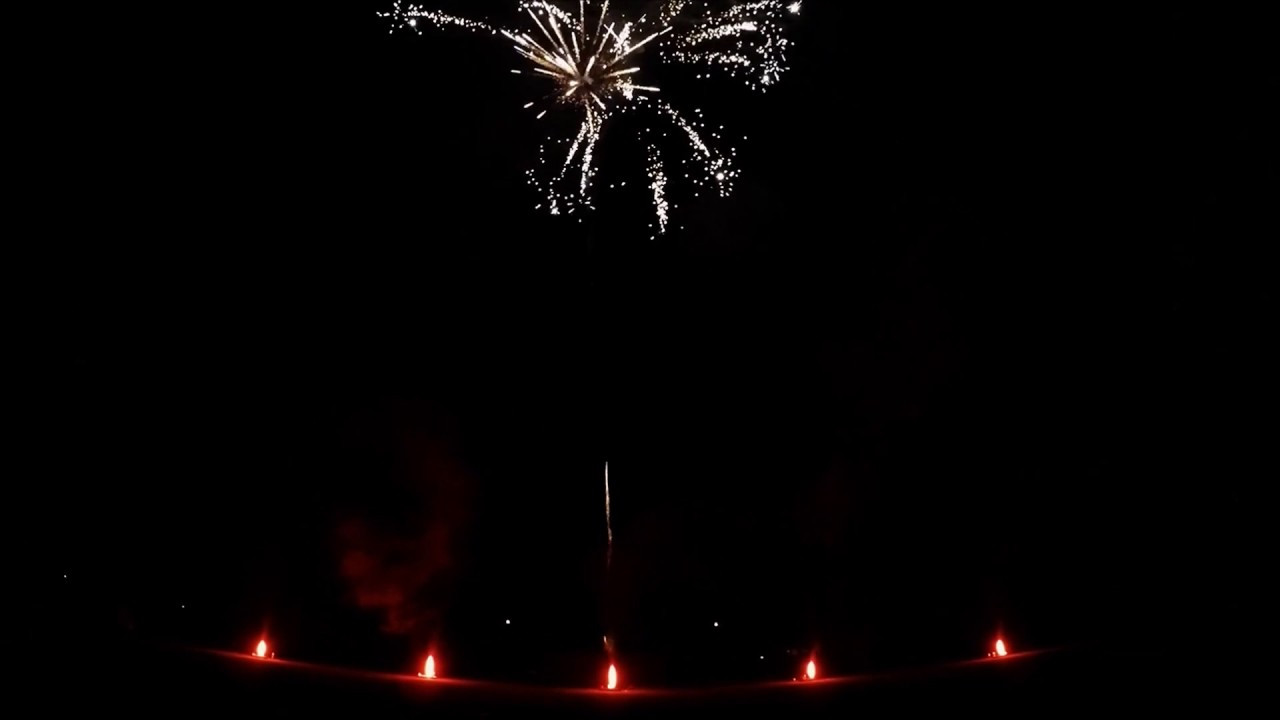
[16,1,1272,687]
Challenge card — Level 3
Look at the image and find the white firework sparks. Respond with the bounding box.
[667,0,802,90]
[377,0,500,35]
[379,1,802,234]
[646,142,669,236]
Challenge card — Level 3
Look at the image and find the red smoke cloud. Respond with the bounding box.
[335,415,472,636]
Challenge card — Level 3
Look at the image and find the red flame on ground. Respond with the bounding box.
[253,640,268,658]
[995,638,1008,657]
[607,663,618,690]
[805,659,817,680]
[419,654,436,679]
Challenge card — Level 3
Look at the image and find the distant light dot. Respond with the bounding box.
[408,19,417,27]
[713,621,719,627]
[505,619,511,625]
[760,655,765,660]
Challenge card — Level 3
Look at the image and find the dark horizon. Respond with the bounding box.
[16,1,1269,689]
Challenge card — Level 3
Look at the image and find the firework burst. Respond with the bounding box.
[378,0,802,236]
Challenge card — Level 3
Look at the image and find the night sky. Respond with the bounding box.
[18,2,1270,686]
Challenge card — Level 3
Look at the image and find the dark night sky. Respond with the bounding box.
[15,2,1272,685]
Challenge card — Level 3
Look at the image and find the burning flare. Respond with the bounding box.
[419,654,437,679]
[606,662,618,690]
[995,638,1008,657]
[805,659,817,680]
[253,639,268,658]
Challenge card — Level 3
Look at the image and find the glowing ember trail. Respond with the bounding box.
[607,662,618,690]
[604,461,613,568]
[995,638,1008,657]
[253,640,268,658]
[419,654,437,679]
[805,659,817,680]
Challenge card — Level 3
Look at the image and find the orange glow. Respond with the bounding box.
[805,659,817,680]
[253,640,268,658]
[995,638,1008,657]
[419,654,437,679]
[606,663,618,690]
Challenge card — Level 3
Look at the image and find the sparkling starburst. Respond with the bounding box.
[379,1,802,236]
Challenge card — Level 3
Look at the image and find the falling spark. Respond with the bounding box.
[253,640,268,658]
[379,1,802,234]
[647,142,668,237]
[995,638,1008,657]
[419,654,437,679]
[805,659,817,680]
[607,662,618,690]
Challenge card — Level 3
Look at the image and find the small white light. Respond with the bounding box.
[505,619,511,625]
[713,621,719,627]
[408,19,417,27]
